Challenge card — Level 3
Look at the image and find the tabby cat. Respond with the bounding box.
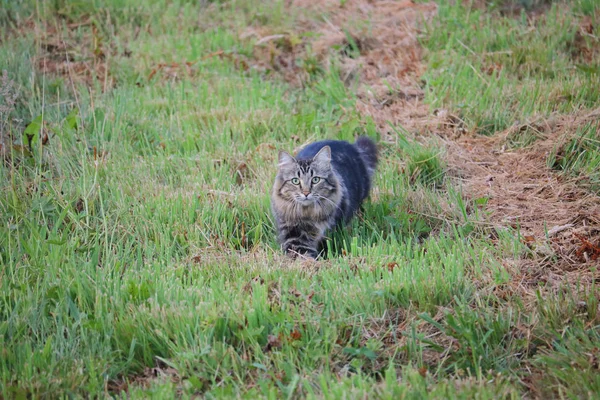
[271,136,378,259]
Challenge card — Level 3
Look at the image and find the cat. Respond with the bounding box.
[271,136,378,259]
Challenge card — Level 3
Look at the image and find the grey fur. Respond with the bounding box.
[271,137,378,259]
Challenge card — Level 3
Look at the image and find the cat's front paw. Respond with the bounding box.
[285,245,318,260]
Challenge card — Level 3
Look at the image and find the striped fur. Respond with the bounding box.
[271,137,378,259]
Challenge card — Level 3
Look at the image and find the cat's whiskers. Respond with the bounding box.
[315,194,341,210]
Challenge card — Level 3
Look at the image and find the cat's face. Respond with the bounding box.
[272,146,339,210]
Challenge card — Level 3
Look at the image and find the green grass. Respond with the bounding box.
[1,0,599,398]
[421,0,600,135]
[548,121,600,194]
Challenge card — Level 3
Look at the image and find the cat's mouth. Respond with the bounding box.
[296,196,315,206]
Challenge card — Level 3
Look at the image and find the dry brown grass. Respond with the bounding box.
[297,0,439,138]
[445,110,600,272]
[241,1,441,135]
[29,18,116,91]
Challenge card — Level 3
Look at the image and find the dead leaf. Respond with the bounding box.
[265,334,282,352]
[202,50,225,60]
[574,232,600,261]
[235,162,249,185]
[523,235,535,243]
[290,330,302,341]
[243,276,265,293]
[74,198,85,213]
[387,262,398,271]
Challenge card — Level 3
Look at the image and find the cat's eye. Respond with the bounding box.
[291,178,300,185]
[311,177,321,184]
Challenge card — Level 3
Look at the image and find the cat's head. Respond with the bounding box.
[272,146,341,211]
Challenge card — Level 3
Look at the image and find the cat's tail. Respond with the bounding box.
[355,136,378,178]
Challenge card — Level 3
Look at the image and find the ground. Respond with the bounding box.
[0,0,599,398]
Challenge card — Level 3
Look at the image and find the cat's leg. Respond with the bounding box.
[278,223,321,259]
[316,239,328,259]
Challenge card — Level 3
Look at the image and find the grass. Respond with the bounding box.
[1,0,599,398]
[548,121,600,194]
[421,0,600,136]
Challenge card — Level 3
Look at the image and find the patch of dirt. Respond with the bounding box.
[358,306,463,374]
[445,109,600,278]
[470,0,555,17]
[31,19,116,90]
[108,364,181,394]
[242,1,442,135]
[239,29,307,86]
[0,69,19,162]
[295,0,439,137]
[570,15,600,64]
[147,61,197,82]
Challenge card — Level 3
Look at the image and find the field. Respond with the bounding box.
[1,0,600,398]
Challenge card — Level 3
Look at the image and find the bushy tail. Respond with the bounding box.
[355,136,378,178]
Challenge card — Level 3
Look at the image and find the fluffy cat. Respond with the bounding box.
[271,136,378,259]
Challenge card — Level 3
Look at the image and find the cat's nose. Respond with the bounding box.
[302,190,310,197]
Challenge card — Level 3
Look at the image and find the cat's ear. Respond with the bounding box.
[313,146,331,168]
[278,151,296,168]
